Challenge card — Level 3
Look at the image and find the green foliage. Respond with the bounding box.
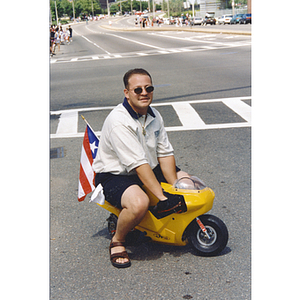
[49,0,248,21]
[50,0,102,20]
[110,0,149,14]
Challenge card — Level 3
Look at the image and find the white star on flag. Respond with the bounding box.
[90,141,98,154]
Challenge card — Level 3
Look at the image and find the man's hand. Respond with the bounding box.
[153,191,184,213]
[149,191,186,219]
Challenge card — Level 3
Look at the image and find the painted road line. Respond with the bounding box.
[192,34,217,39]
[81,35,111,54]
[166,122,250,132]
[50,41,251,64]
[50,97,251,139]
[55,111,78,135]
[106,33,165,50]
[51,97,251,115]
[172,102,206,129]
[222,98,251,123]
[201,46,215,49]
[179,48,193,52]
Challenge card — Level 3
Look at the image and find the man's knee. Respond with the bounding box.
[121,185,150,215]
[132,195,149,215]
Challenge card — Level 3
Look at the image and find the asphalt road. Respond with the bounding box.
[50,19,251,300]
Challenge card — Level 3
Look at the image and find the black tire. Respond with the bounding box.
[187,214,228,257]
[107,213,118,238]
[106,213,150,245]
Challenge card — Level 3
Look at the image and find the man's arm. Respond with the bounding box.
[135,163,167,201]
[157,155,177,185]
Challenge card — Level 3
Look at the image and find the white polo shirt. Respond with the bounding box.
[92,98,174,175]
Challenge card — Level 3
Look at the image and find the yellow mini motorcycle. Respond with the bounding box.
[98,176,228,257]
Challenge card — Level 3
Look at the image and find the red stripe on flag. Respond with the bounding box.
[83,128,93,165]
[78,125,98,202]
[78,163,92,201]
[80,163,92,194]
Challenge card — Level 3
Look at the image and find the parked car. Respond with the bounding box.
[218,14,232,25]
[202,16,216,25]
[216,16,223,24]
[190,17,203,26]
[202,17,216,26]
[230,14,244,24]
[202,11,216,25]
[239,13,251,24]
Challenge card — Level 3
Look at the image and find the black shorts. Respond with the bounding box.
[95,164,180,209]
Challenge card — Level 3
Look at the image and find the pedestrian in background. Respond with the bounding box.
[50,27,55,56]
[65,27,70,44]
[68,25,72,42]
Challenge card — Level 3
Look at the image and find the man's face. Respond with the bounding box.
[124,74,153,115]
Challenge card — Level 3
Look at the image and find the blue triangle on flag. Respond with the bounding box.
[87,125,99,159]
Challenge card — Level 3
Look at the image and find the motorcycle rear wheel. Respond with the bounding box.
[106,213,150,245]
[187,214,228,257]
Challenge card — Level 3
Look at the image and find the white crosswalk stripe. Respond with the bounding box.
[50,97,251,139]
[56,111,78,135]
[172,102,206,129]
[50,40,251,64]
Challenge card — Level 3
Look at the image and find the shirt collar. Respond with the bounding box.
[122,97,155,119]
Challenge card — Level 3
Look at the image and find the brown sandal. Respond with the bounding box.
[109,241,131,268]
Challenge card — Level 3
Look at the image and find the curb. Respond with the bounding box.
[99,24,251,36]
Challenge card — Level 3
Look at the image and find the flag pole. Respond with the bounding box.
[81,115,100,141]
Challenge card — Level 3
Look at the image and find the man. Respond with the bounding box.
[93,68,189,268]
[68,25,72,42]
[50,27,55,56]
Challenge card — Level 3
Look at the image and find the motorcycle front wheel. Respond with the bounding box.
[187,214,228,257]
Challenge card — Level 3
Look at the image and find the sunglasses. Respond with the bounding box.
[131,85,154,94]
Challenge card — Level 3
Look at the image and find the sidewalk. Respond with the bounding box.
[99,16,251,36]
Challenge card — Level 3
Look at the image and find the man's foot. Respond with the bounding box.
[109,239,131,268]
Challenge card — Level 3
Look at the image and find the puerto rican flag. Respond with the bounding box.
[78,124,99,202]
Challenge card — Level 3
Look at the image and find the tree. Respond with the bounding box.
[50,0,102,20]
[74,0,101,16]
[61,0,73,16]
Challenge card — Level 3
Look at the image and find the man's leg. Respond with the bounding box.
[111,185,150,264]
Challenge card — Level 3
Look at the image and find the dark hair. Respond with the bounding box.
[123,68,152,89]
